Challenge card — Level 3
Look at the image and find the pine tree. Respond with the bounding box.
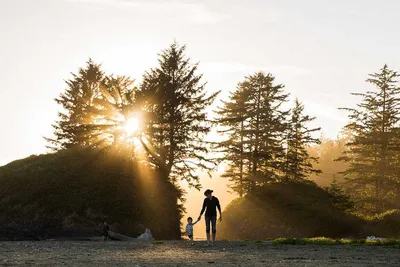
[47,59,105,150]
[245,72,290,185]
[285,99,321,180]
[339,65,400,213]
[393,126,400,206]
[326,177,354,213]
[47,59,138,150]
[215,86,251,196]
[91,75,137,147]
[216,72,290,194]
[137,42,219,188]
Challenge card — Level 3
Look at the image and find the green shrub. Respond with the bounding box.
[339,238,365,245]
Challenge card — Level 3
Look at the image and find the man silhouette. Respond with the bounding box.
[198,189,222,246]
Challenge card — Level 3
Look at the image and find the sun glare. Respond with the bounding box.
[124,117,140,136]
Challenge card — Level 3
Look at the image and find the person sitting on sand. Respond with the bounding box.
[102,222,110,241]
[185,217,200,245]
[197,189,222,246]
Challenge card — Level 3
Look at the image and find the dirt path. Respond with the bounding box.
[0,241,399,266]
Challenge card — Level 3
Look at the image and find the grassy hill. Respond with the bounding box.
[218,180,400,240]
[2,150,398,241]
[0,148,182,240]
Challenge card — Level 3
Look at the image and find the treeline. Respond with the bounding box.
[215,73,320,197]
[307,66,400,214]
[1,42,217,239]
[47,42,217,188]
[217,65,400,239]
[217,65,400,216]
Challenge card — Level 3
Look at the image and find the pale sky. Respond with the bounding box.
[2,0,400,237]
[2,0,400,165]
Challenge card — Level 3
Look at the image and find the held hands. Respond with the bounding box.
[196,216,222,222]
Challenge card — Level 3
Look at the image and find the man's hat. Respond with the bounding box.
[204,189,213,196]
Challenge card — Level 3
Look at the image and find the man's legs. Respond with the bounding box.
[211,216,217,244]
[205,216,211,245]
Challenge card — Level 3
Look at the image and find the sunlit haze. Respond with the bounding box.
[2,0,400,238]
[124,116,140,136]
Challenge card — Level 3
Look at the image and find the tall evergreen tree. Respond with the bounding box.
[284,99,321,180]
[216,72,290,195]
[47,59,138,150]
[91,75,137,146]
[245,72,290,185]
[215,87,251,196]
[339,65,400,213]
[47,59,104,150]
[138,42,219,188]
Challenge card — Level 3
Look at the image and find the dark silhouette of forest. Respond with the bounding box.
[0,42,399,240]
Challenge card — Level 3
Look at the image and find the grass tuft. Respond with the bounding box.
[307,237,338,245]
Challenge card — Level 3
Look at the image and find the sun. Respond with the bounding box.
[124,116,140,136]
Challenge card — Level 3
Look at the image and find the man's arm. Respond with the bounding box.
[216,198,222,221]
[198,199,206,220]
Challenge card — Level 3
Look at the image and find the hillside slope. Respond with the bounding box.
[218,181,384,240]
[0,148,182,240]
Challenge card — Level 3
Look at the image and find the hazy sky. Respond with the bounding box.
[2,0,400,165]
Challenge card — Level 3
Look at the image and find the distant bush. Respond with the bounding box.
[0,148,182,240]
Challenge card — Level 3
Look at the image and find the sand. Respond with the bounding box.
[0,240,399,266]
